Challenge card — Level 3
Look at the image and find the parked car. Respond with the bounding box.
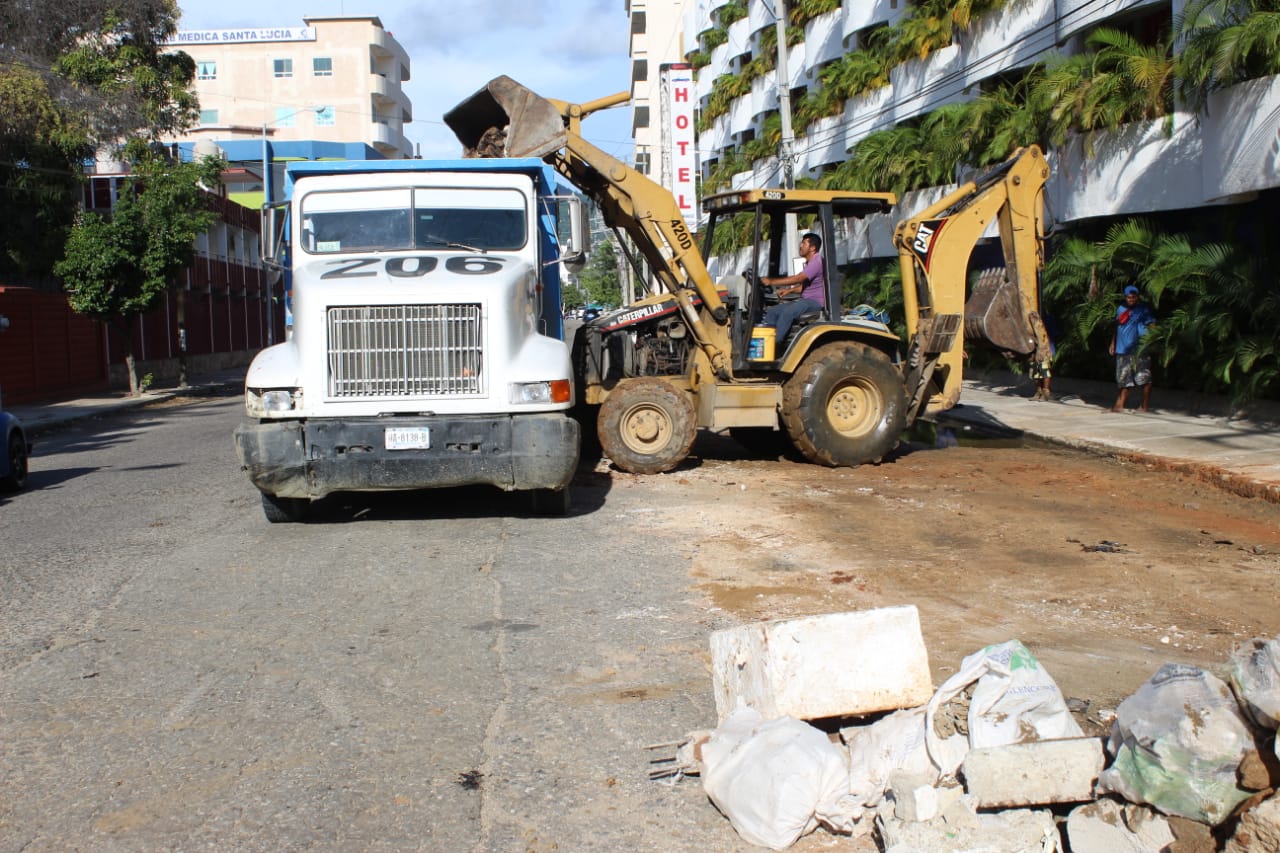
[581,307,602,322]
[0,405,28,491]
[0,314,30,491]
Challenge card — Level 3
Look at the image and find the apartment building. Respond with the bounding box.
[678,0,1280,261]
[163,16,414,204]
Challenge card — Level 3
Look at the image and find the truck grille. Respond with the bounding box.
[327,304,485,398]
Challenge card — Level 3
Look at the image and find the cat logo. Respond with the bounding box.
[912,222,936,257]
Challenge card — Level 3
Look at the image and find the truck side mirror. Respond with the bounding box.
[554,195,590,273]
[261,203,289,269]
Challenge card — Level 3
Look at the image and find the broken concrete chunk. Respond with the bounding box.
[963,737,1105,808]
[888,769,963,822]
[710,606,933,723]
[877,798,1060,853]
[1066,798,1176,853]
[1225,793,1280,853]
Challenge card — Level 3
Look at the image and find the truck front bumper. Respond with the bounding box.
[234,413,579,499]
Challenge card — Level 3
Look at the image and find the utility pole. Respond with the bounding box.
[773,0,800,261]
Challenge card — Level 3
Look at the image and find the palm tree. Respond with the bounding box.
[1035,28,1174,151]
[1176,0,1280,111]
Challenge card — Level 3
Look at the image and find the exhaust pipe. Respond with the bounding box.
[443,76,568,159]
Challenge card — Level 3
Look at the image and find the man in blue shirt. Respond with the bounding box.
[1108,285,1157,412]
[761,232,825,345]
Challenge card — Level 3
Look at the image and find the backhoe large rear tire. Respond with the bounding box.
[597,377,696,474]
[782,342,907,467]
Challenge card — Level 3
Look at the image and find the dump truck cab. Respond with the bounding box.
[233,158,586,522]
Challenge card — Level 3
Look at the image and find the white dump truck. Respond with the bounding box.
[233,159,586,522]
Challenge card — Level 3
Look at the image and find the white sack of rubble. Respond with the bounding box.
[844,707,967,808]
[701,706,857,850]
[924,639,1082,775]
[1098,663,1254,825]
[1229,635,1280,730]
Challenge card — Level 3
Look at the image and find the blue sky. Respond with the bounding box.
[175,0,636,162]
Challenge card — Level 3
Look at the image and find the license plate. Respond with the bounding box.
[385,427,431,450]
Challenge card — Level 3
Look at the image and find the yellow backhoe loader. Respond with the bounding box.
[445,76,1052,474]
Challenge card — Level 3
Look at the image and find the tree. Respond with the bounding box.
[578,237,622,307]
[0,0,198,279]
[1176,0,1280,112]
[55,151,225,395]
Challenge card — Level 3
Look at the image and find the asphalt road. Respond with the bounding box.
[0,395,745,851]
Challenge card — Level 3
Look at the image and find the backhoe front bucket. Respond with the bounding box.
[443,76,567,159]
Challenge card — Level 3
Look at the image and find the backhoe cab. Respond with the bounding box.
[445,76,1051,475]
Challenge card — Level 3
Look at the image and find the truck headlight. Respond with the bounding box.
[509,379,571,405]
[247,388,300,417]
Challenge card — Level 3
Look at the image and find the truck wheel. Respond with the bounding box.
[261,492,309,523]
[597,377,696,474]
[782,342,906,467]
[529,487,571,516]
[1,433,28,491]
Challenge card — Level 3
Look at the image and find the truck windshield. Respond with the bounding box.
[299,186,528,254]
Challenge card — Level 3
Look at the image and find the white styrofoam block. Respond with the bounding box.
[710,606,934,723]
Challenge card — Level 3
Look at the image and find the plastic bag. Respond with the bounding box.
[1098,663,1255,825]
[846,707,967,808]
[1229,635,1280,730]
[701,707,855,850]
[925,640,1082,775]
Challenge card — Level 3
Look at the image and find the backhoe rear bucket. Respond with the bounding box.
[964,267,1037,355]
[444,76,567,159]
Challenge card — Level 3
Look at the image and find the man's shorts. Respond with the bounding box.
[1115,353,1152,388]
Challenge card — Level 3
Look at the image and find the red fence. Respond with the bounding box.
[0,258,283,404]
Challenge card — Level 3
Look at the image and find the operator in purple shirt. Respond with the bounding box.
[761,232,825,344]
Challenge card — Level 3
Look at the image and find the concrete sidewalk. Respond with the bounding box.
[944,371,1280,503]
[5,368,246,437]
[7,367,1279,503]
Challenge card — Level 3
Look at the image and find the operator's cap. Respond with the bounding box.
[1124,285,1140,296]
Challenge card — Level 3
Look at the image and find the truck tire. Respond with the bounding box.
[261,492,309,523]
[782,342,906,467]
[597,377,696,474]
[1,432,28,491]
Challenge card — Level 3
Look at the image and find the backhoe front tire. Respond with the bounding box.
[782,342,907,467]
[597,377,696,474]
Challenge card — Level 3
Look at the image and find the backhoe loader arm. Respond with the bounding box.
[444,76,734,379]
[895,146,1051,418]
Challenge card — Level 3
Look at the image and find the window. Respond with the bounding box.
[633,106,650,131]
[299,186,529,254]
[632,59,648,83]
[631,11,646,34]
[199,109,219,125]
[635,151,651,175]
[273,58,293,78]
[316,106,336,126]
[274,107,298,128]
[313,57,333,77]
[197,61,216,80]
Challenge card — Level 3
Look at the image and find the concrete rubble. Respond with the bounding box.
[664,606,1280,852]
